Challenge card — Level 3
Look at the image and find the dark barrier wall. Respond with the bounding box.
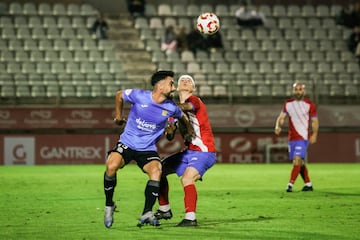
[1,105,360,129]
[1,132,359,165]
[1,106,359,164]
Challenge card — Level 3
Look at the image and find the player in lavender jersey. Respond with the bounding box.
[103,71,194,228]
[275,82,319,192]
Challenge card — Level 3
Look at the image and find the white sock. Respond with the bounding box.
[185,212,196,221]
[159,204,170,212]
[305,182,312,187]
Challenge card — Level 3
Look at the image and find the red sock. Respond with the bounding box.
[300,165,311,183]
[158,177,169,205]
[184,184,197,213]
[290,165,301,184]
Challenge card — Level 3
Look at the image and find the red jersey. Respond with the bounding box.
[185,95,216,152]
[282,97,317,141]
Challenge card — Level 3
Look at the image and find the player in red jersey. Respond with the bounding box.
[155,75,216,227]
[275,82,319,192]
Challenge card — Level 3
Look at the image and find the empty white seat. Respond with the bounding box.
[215,4,229,17]
[187,4,200,16]
[38,3,52,15]
[36,62,51,74]
[158,4,172,16]
[32,85,47,97]
[61,85,77,97]
[23,2,37,15]
[213,85,228,97]
[9,2,22,15]
[202,62,215,74]
[172,4,186,16]
[301,5,315,17]
[187,62,201,74]
[149,17,163,29]
[242,85,257,97]
[198,85,213,97]
[316,5,330,17]
[67,3,81,16]
[53,3,66,15]
[95,62,108,74]
[287,5,301,17]
[80,3,98,16]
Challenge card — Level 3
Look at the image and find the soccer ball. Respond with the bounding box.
[196,12,220,35]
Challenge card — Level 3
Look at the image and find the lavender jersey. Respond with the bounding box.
[119,89,183,151]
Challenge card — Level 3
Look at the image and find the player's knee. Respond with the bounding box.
[145,162,162,179]
[181,174,197,186]
[106,153,124,175]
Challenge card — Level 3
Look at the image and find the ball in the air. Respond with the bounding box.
[196,12,220,35]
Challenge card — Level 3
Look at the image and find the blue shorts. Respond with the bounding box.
[161,149,216,177]
[288,140,309,160]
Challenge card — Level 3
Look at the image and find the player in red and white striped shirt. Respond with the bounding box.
[275,82,319,192]
[155,75,216,227]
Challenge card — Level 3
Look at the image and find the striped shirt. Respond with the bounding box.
[282,97,317,141]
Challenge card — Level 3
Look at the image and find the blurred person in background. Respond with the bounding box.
[161,25,177,54]
[187,27,208,54]
[274,82,318,193]
[91,13,108,39]
[176,25,189,53]
[235,3,265,28]
[347,25,360,64]
[206,31,224,52]
[127,0,146,17]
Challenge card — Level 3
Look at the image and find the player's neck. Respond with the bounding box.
[152,91,167,103]
[178,91,191,103]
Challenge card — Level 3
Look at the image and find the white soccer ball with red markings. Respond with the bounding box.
[196,12,220,35]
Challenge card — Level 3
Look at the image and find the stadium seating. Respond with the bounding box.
[1,2,359,105]
[0,2,131,105]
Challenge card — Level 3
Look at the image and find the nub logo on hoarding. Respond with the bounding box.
[4,137,35,165]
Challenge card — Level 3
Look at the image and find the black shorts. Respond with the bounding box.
[108,141,160,169]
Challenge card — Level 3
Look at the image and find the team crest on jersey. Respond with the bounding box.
[162,110,168,116]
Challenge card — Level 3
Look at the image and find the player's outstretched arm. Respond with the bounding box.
[275,112,286,135]
[114,90,126,126]
[309,117,319,144]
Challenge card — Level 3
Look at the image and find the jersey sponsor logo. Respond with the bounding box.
[136,118,156,132]
[141,104,148,108]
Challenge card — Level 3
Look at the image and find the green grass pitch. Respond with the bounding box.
[0,164,359,240]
